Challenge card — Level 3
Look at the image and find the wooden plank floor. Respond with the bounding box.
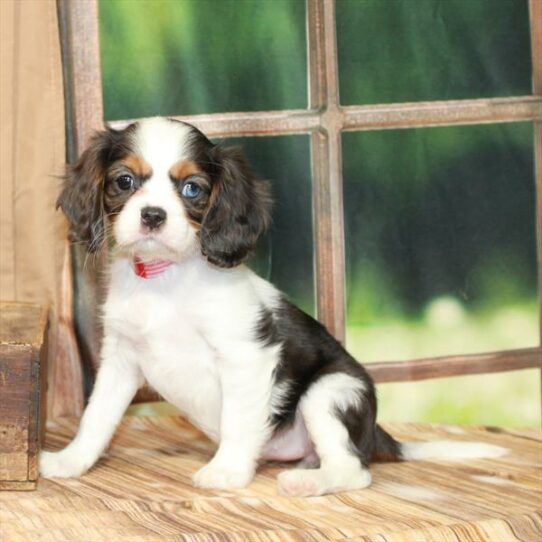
[1,416,541,541]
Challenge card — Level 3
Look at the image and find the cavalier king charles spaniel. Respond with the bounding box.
[40,117,505,496]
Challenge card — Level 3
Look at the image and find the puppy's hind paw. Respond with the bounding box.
[277,469,326,497]
[277,466,372,497]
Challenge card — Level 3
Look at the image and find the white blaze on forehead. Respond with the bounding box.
[111,117,199,259]
[133,117,193,175]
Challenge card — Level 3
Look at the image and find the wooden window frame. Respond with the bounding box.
[59,0,542,389]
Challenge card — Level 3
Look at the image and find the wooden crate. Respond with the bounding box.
[0,302,48,490]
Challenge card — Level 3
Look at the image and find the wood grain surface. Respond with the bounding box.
[1,417,540,541]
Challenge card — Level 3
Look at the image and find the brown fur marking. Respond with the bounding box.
[120,154,152,178]
[169,160,203,180]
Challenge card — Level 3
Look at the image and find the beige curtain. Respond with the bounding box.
[0,0,83,417]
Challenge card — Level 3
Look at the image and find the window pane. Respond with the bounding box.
[100,0,307,120]
[223,135,314,314]
[337,0,532,105]
[376,370,540,426]
[343,123,538,361]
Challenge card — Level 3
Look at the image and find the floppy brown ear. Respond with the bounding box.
[200,145,272,268]
[57,130,116,252]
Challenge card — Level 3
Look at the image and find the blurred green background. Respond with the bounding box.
[100,0,540,426]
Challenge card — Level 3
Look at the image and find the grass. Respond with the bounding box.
[374,370,539,427]
[347,299,540,426]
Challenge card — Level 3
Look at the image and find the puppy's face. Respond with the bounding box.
[58,118,271,267]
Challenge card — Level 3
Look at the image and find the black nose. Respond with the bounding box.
[141,206,167,230]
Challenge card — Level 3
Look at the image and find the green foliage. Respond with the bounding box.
[343,122,537,324]
[347,303,539,426]
[337,0,532,104]
[376,368,540,427]
[99,0,306,119]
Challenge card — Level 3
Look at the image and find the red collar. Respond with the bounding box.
[134,257,174,279]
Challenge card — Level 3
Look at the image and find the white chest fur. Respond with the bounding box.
[102,257,279,442]
[138,315,222,441]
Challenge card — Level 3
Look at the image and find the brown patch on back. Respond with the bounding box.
[120,154,152,179]
[169,159,203,180]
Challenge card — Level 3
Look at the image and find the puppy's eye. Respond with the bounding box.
[181,181,202,199]
[116,174,134,190]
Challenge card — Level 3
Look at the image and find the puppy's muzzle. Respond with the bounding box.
[141,206,167,230]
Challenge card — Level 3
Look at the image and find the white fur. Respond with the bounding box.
[41,252,284,484]
[401,440,508,461]
[277,374,372,497]
[40,335,145,478]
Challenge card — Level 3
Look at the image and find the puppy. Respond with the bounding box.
[40,117,506,496]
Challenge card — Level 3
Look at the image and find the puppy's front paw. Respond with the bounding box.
[192,462,253,489]
[39,450,91,478]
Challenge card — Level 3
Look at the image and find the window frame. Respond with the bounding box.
[59,0,542,385]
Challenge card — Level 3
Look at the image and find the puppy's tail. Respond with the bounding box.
[373,425,508,462]
[401,439,508,460]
